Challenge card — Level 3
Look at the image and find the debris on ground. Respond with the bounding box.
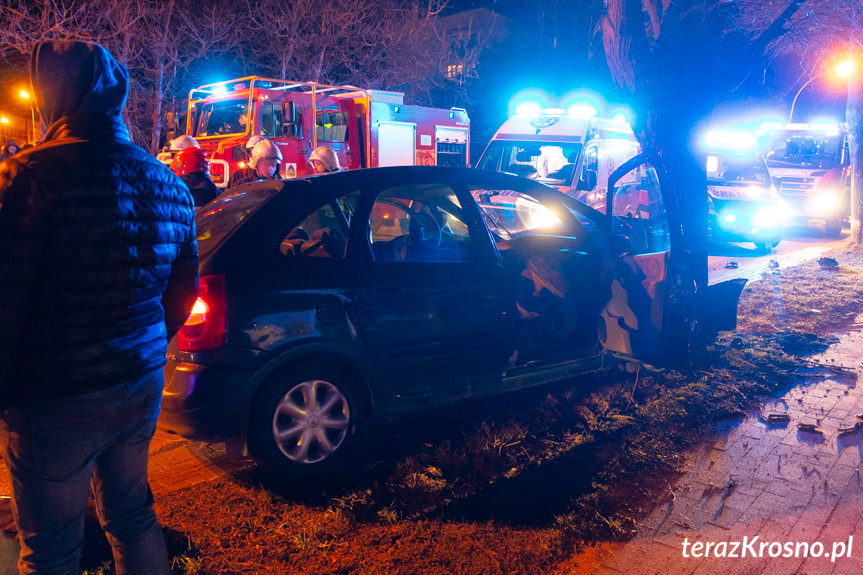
[769,259,780,269]
[818,256,839,269]
[797,422,825,434]
[759,411,791,424]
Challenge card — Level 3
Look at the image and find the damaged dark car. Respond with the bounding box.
[159,159,743,477]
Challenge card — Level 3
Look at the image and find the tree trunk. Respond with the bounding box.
[847,59,863,245]
[647,103,709,289]
[150,63,166,154]
[150,0,175,154]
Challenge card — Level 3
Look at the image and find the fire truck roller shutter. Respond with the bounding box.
[378,122,416,166]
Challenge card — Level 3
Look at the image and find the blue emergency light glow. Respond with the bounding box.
[567,104,598,118]
[703,130,757,154]
[515,102,543,118]
[808,121,840,135]
[757,121,785,133]
[211,85,228,95]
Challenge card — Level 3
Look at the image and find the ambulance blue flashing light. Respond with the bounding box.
[515,101,543,118]
[567,104,598,118]
[757,121,785,134]
[808,121,840,135]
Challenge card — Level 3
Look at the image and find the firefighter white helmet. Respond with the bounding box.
[169,135,200,152]
[249,139,282,169]
[309,146,341,173]
[245,135,263,149]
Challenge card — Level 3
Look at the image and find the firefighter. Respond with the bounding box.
[0,140,20,162]
[170,146,219,207]
[157,134,199,165]
[309,145,341,173]
[229,138,282,188]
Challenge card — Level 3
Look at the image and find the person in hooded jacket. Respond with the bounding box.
[228,138,282,189]
[170,146,219,207]
[0,40,198,575]
[0,140,20,162]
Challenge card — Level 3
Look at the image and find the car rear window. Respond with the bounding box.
[195,185,280,258]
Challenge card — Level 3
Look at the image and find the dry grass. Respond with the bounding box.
[112,248,863,575]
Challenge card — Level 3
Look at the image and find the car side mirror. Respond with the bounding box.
[577,169,597,191]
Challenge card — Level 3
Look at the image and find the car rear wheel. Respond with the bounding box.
[249,366,362,477]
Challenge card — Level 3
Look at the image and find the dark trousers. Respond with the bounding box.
[0,370,169,575]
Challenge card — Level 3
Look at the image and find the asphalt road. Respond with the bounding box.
[708,225,849,286]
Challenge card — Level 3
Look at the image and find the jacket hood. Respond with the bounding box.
[30,40,129,130]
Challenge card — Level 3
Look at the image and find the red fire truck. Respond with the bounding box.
[180,76,470,187]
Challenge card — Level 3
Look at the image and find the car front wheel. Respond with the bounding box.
[249,366,362,477]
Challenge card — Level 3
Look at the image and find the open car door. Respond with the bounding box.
[598,153,674,364]
[599,153,746,366]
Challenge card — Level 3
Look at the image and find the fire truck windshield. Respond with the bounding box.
[765,133,842,170]
[478,141,583,186]
[195,100,249,138]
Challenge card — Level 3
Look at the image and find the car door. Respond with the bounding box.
[599,153,674,363]
[352,170,514,395]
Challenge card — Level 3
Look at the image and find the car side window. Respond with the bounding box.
[610,163,670,254]
[279,191,359,258]
[368,184,471,263]
[471,187,562,242]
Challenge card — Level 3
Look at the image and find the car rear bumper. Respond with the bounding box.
[159,361,250,444]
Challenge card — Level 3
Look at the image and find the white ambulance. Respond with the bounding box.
[476,110,641,214]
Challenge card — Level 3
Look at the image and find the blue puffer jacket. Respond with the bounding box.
[0,41,198,403]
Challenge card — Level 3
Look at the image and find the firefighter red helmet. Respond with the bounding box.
[170,146,209,176]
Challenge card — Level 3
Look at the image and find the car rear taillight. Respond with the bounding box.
[177,274,227,352]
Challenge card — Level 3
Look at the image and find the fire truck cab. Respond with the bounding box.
[184,76,470,187]
[760,122,850,236]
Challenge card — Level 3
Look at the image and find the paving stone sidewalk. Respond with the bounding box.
[591,323,863,575]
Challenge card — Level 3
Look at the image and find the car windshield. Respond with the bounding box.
[196,185,280,258]
[478,141,583,187]
[706,155,770,184]
[765,133,842,169]
[195,99,249,137]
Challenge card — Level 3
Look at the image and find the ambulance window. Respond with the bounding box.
[316,109,349,142]
[585,146,598,171]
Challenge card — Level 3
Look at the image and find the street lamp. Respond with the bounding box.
[0,116,8,146]
[18,89,37,144]
[788,57,856,123]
